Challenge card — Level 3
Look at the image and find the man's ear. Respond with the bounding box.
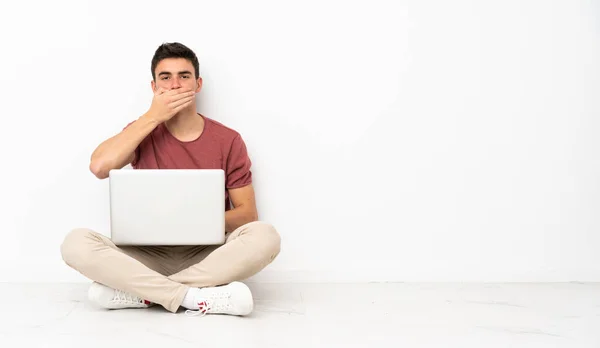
[195,77,203,93]
[151,80,157,92]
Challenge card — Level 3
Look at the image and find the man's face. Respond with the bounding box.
[151,58,202,93]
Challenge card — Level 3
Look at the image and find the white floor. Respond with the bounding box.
[0,282,599,347]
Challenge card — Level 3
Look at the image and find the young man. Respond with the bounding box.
[60,42,281,316]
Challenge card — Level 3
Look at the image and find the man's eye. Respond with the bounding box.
[162,76,169,80]
[182,75,189,79]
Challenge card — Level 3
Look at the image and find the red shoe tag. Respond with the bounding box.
[198,300,208,313]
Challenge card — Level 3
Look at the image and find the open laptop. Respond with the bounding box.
[108,169,226,246]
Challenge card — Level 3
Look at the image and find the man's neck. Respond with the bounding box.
[164,108,205,142]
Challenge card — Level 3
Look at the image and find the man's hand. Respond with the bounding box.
[147,87,196,123]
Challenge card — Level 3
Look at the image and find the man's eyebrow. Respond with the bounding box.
[158,71,192,76]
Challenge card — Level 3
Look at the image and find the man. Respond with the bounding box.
[60,42,281,317]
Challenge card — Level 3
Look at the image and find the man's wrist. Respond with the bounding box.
[140,111,161,125]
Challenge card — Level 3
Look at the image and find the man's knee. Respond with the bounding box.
[250,221,281,259]
[60,228,95,269]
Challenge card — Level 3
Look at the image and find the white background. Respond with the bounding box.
[0,0,599,283]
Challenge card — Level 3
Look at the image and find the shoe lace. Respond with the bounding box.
[112,289,145,305]
[184,291,233,317]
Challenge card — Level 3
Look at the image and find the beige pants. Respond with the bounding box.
[60,221,281,313]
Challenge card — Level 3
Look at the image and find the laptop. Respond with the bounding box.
[108,169,226,246]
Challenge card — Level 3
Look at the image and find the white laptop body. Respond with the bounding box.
[108,169,226,246]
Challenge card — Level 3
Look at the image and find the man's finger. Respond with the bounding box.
[166,88,193,95]
[170,95,195,108]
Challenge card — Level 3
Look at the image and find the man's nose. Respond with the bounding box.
[170,78,182,89]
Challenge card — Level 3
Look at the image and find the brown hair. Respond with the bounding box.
[151,42,200,81]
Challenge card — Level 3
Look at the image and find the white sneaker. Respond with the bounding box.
[185,281,253,317]
[88,282,153,309]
